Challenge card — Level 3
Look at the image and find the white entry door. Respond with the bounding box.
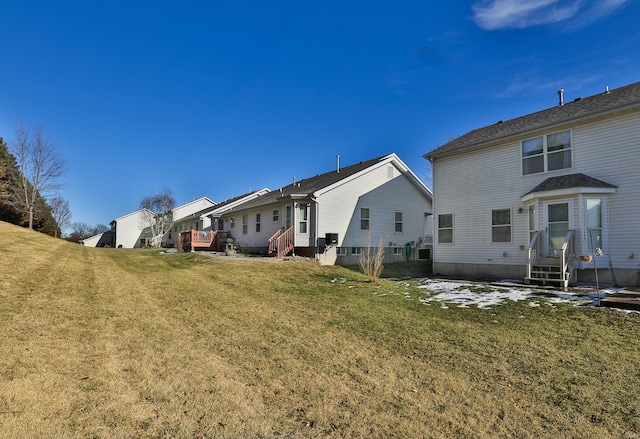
[543,200,573,256]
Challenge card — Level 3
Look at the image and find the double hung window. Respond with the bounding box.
[298,203,308,233]
[491,209,511,243]
[360,208,370,230]
[522,130,572,175]
[394,211,403,233]
[438,214,453,244]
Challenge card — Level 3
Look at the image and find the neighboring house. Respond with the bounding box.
[175,188,272,252]
[108,208,156,248]
[424,82,640,287]
[216,153,433,265]
[80,230,114,247]
[164,197,216,246]
[201,188,271,231]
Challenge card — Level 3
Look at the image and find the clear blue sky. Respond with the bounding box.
[1,1,638,229]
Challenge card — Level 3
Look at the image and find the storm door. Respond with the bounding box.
[543,200,572,256]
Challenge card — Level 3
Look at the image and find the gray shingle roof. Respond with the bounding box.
[523,173,617,196]
[222,154,392,213]
[425,81,640,160]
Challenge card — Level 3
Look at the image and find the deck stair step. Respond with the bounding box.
[599,290,640,311]
[526,257,570,286]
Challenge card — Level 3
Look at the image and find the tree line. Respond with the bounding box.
[0,122,69,237]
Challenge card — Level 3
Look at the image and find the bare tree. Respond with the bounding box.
[49,195,72,238]
[65,222,110,243]
[140,187,176,247]
[10,122,68,229]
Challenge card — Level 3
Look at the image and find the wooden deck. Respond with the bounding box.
[180,230,234,252]
[599,289,640,311]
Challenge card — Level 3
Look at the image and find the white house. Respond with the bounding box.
[108,208,155,249]
[164,197,216,246]
[425,82,640,287]
[217,153,433,265]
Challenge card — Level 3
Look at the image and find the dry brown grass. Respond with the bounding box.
[0,221,639,438]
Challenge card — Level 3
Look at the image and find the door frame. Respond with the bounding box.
[542,198,574,257]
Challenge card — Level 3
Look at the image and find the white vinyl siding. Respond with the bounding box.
[315,160,432,251]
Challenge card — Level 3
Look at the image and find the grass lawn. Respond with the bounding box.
[0,221,639,438]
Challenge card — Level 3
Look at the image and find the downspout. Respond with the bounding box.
[312,197,319,262]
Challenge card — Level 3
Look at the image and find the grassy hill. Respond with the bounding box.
[0,221,638,438]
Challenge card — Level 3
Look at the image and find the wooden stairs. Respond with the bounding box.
[525,257,574,288]
[268,226,295,258]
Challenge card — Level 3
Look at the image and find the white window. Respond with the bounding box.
[360,208,370,230]
[586,198,602,251]
[285,205,292,229]
[298,203,308,234]
[255,213,261,233]
[528,204,537,243]
[242,215,248,234]
[273,210,279,222]
[230,217,235,228]
[438,214,453,244]
[351,247,362,255]
[393,247,402,255]
[522,130,572,175]
[491,209,511,243]
[394,211,403,233]
[336,247,347,256]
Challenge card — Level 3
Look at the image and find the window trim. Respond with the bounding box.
[272,209,279,222]
[255,213,261,233]
[351,247,362,256]
[242,214,248,235]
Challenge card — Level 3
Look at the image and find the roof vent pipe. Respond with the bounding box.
[336,155,340,173]
[292,177,296,184]
[605,85,610,94]
[558,89,565,106]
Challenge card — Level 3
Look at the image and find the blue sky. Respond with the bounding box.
[1,0,638,229]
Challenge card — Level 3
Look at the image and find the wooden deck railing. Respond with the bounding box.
[268,226,295,258]
[180,230,235,252]
[268,228,284,254]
